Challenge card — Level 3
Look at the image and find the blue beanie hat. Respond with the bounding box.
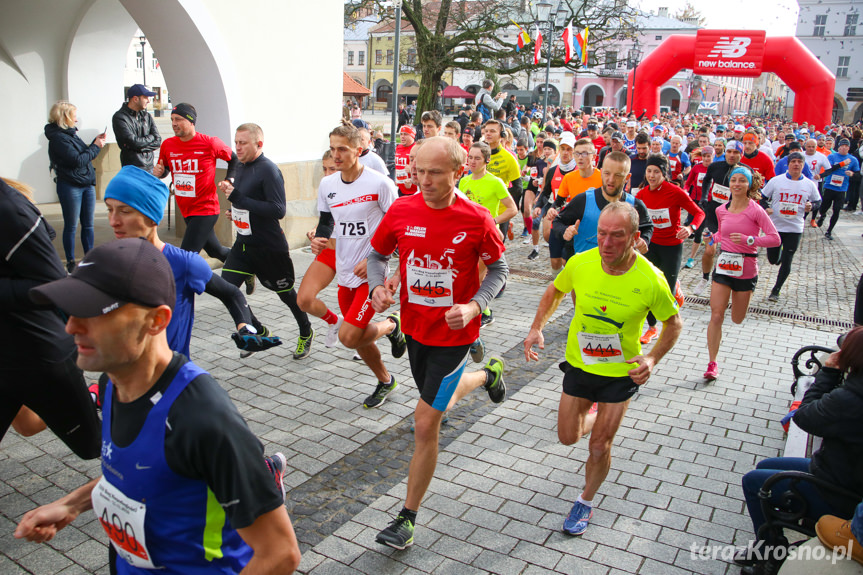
[105,166,170,224]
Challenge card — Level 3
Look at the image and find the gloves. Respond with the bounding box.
[781,400,803,433]
[232,326,282,352]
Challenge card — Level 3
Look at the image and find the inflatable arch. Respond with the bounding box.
[627,30,836,128]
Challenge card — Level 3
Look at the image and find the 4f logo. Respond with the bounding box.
[708,37,751,58]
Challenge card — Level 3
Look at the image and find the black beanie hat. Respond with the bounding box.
[645,153,668,176]
[171,102,197,124]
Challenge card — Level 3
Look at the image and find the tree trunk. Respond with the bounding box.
[417,69,444,118]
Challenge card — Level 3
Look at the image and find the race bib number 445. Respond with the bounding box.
[91,478,156,569]
[407,265,453,307]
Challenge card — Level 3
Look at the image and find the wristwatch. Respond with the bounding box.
[690,224,698,233]
[746,235,755,246]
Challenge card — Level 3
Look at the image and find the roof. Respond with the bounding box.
[636,11,699,31]
[344,16,380,41]
[371,1,487,34]
[343,72,371,96]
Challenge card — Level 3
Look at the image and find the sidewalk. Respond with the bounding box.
[0,206,859,574]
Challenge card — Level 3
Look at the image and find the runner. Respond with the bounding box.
[666,135,691,188]
[152,103,238,273]
[683,146,714,268]
[817,138,860,240]
[524,201,682,536]
[313,123,405,409]
[394,125,418,196]
[357,127,388,175]
[635,154,704,344]
[218,124,314,360]
[367,136,508,550]
[693,139,745,297]
[297,150,343,348]
[739,131,776,182]
[532,134,581,270]
[482,119,523,239]
[703,166,780,380]
[761,152,820,302]
[18,239,301,573]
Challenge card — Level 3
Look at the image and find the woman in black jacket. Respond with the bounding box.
[44,100,105,271]
[737,327,863,565]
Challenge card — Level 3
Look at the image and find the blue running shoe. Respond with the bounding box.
[563,501,593,536]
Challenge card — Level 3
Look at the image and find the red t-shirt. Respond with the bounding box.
[159,133,233,217]
[591,136,606,155]
[394,143,415,195]
[685,164,709,202]
[636,181,705,246]
[371,193,505,346]
[740,151,776,182]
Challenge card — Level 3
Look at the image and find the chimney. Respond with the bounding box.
[658,7,668,17]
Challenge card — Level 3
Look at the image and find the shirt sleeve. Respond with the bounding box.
[753,204,781,248]
[185,250,213,296]
[211,135,234,163]
[648,263,680,322]
[478,209,506,265]
[370,208,398,257]
[378,177,399,213]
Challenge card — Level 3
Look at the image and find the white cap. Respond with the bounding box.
[559,131,577,148]
[626,120,637,128]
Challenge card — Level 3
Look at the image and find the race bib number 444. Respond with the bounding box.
[407,265,453,307]
[577,332,624,365]
[91,478,156,569]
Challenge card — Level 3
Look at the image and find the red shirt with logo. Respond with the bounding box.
[635,181,705,246]
[685,163,709,202]
[394,143,416,195]
[371,193,505,346]
[740,151,776,182]
[159,133,233,217]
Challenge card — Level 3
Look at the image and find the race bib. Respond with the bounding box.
[530,167,538,180]
[647,207,671,229]
[335,220,368,238]
[395,169,409,184]
[711,183,730,203]
[407,265,453,307]
[778,202,799,219]
[668,158,678,173]
[715,251,744,277]
[577,332,624,365]
[697,173,705,187]
[92,478,155,569]
[830,173,844,187]
[173,173,196,198]
[232,208,251,236]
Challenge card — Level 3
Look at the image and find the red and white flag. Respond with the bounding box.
[562,20,574,64]
[534,25,543,65]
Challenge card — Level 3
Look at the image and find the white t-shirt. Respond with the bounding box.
[761,173,821,233]
[803,151,831,180]
[358,149,389,175]
[759,143,775,161]
[318,167,398,288]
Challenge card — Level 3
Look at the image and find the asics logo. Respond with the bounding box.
[707,37,751,59]
[452,232,467,244]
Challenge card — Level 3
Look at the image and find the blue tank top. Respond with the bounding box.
[99,362,253,574]
[571,189,636,255]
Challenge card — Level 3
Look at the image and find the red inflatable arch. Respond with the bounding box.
[627,30,836,128]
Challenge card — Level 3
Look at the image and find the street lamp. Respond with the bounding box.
[139,36,147,86]
[536,0,560,126]
[628,37,643,116]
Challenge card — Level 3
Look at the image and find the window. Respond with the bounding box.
[136,50,143,69]
[845,13,858,36]
[386,49,394,65]
[838,56,850,78]
[814,14,827,37]
[375,49,382,64]
[348,51,354,65]
[605,51,617,69]
[407,48,416,66]
[655,35,662,41]
[358,51,365,66]
[151,57,158,70]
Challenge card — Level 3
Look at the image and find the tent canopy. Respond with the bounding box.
[441,85,475,99]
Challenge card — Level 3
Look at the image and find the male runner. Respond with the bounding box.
[367,137,508,550]
[313,124,405,409]
[531,134,581,270]
[482,119,523,239]
[394,125,417,196]
[628,133,650,190]
[525,201,682,536]
[153,103,238,271]
[357,127,388,175]
[18,239,301,574]
[761,152,820,301]
[817,138,860,240]
[219,124,314,359]
[739,131,776,182]
[666,135,691,187]
[420,110,442,138]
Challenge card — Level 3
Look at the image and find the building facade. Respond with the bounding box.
[123,29,169,111]
[795,0,862,123]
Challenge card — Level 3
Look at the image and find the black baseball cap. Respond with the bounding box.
[30,239,175,318]
[127,84,156,98]
[611,131,624,142]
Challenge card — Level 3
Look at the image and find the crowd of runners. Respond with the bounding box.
[1,80,862,574]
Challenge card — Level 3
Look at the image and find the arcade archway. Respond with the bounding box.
[628,30,835,128]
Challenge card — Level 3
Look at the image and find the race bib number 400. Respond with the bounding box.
[407,265,453,307]
[92,478,155,569]
[711,183,731,203]
[716,251,744,277]
[577,332,624,365]
[173,173,196,198]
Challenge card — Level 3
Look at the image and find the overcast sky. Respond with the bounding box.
[635,0,800,36]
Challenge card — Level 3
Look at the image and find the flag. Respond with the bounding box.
[576,26,589,65]
[562,20,574,63]
[534,25,543,65]
[511,19,531,52]
[687,84,692,98]
[699,85,707,100]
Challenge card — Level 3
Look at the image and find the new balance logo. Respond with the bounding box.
[707,37,751,59]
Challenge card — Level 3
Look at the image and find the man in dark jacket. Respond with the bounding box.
[112,84,162,172]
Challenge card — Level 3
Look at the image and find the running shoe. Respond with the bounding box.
[704,361,719,381]
[810,219,819,228]
[563,501,593,536]
[325,316,344,348]
[240,326,272,359]
[674,281,685,308]
[588,402,598,415]
[293,330,314,360]
[639,326,659,344]
[244,274,256,295]
[364,377,398,409]
[480,308,494,328]
[692,277,710,297]
[816,217,825,228]
[522,237,532,245]
[520,229,530,238]
[263,452,287,503]
[375,514,414,550]
[470,338,485,363]
[507,221,515,240]
[484,357,506,403]
[684,257,695,269]
[855,210,863,216]
[825,231,834,240]
[386,313,407,358]
[768,290,780,303]
[352,351,363,361]
[528,248,540,261]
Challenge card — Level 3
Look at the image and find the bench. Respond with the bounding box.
[783,345,834,458]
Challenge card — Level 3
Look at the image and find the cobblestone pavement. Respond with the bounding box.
[0,207,860,574]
